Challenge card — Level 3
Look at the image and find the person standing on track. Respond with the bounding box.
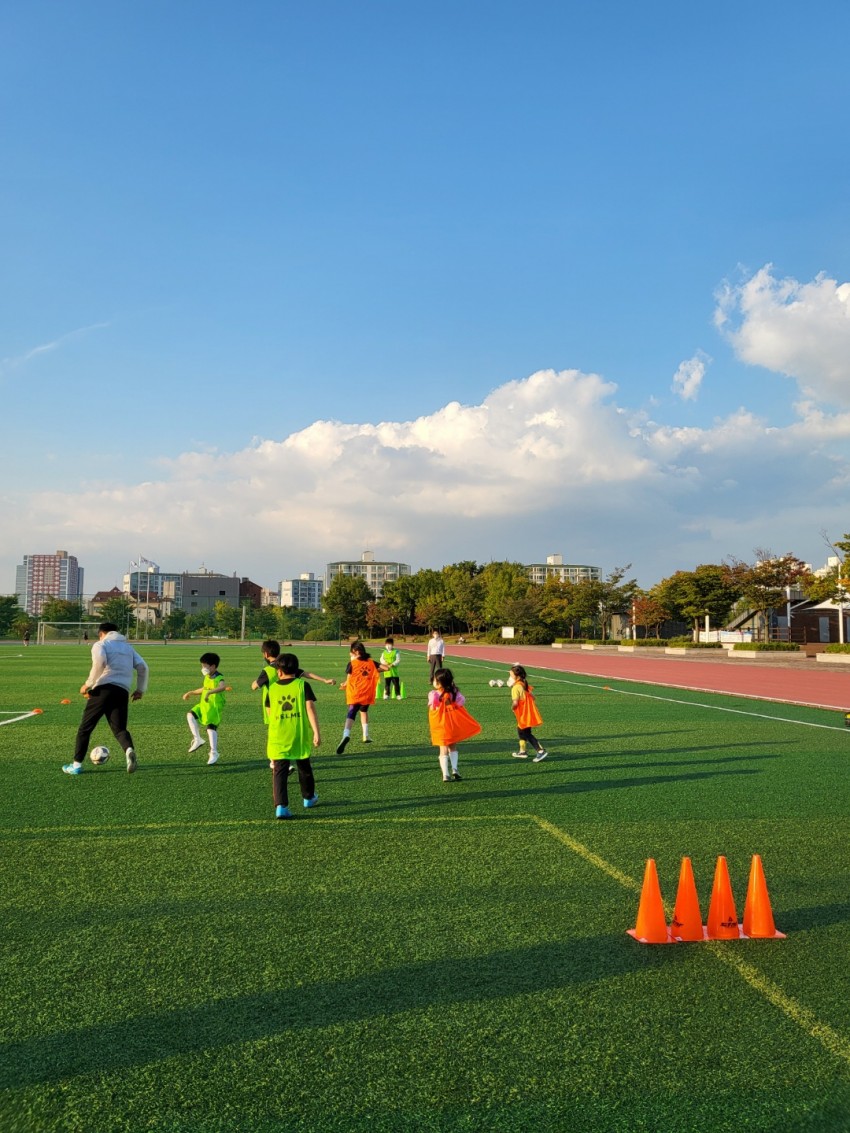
[427,629,445,683]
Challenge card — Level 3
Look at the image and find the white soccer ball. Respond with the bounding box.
[90,745,110,766]
[488,679,497,687]
[496,680,505,688]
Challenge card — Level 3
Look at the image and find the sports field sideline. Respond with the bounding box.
[1,642,849,1132]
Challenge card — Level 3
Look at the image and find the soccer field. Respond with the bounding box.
[2,643,850,1132]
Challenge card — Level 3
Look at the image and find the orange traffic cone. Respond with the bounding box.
[627,859,671,944]
[706,856,741,939]
[60,698,71,705]
[742,855,786,939]
[670,856,705,941]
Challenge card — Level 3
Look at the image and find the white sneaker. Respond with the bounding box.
[188,738,205,753]
[512,751,528,759]
[125,748,137,774]
[533,750,548,762]
[207,752,219,765]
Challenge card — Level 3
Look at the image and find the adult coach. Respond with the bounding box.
[427,629,445,683]
[62,622,149,775]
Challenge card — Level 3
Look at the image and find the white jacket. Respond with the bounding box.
[85,632,149,694]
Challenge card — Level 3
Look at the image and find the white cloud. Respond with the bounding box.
[0,322,110,378]
[671,351,710,401]
[715,265,850,406]
[3,363,849,590]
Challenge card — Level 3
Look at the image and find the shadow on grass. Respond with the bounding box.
[0,934,683,1089]
[775,902,850,933]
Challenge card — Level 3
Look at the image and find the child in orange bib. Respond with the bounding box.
[428,667,481,781]
[508,664,547,762]
[336,642,388,755]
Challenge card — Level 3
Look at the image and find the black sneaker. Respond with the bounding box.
[336,736,350,755]
[452,771,462,781]
[363,737,372,744]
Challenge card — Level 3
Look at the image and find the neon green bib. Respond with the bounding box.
[266,677,311,761]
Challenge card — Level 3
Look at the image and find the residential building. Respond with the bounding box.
[281,573,324,609]
[123,567,184,607]
[15,550,85,616]
[325,551,411,599]
[525,554,600,585]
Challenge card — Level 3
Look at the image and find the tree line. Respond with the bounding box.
[3,536,848,642]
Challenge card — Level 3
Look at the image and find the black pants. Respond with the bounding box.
[384,676,401,696]
[74,684,134,762]
[272,758,315,807]
[517,726,543,753]
[428,654,443,682]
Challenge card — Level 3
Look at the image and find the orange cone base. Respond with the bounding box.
[626,928,673,945]
[670,924,786,942]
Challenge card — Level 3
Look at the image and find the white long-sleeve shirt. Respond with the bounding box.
[84,632,149,694]
[427,635,445,658]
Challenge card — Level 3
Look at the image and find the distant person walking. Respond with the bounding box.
[22,629,30,647]
[62,622,148,775]
[427,630,445,683]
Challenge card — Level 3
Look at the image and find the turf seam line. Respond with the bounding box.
[532,815,850,1069]
[447,657,849,731]
[0,814,538,837]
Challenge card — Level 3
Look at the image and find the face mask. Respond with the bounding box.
[201,666,211,676]
[507,674,516,687]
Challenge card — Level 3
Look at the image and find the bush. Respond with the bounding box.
[732,642,800,652]
[824,643,850,654]
[683,642,723,649]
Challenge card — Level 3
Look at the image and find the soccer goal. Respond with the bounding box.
[36,621,99,645]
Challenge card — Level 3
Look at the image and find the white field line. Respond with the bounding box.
[5,808,849,1068]
[0,710,41,727]
[442,656,850,733]
[532,816,850,1068]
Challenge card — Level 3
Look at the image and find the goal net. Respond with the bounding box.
[36,621,99,645]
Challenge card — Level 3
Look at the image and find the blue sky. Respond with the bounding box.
[3,0,849,593]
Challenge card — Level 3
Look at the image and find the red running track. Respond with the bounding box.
[408,645,850,712]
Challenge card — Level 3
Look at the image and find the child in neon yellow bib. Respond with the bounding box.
[182,652,227,765]
[267,652,321,819]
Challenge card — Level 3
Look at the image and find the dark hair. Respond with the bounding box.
[510,664,529,690]
[200,652,220,668]
[434,667,459,701]
[261,639,280,658]
[274,652,300,675]
[385,637,394,645]
[99,622,119,634]
[350,642,370,661]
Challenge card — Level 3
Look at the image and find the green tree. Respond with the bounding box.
[538,578,578,639]
[443,562,486,635]
[653,564,739,640]
[323,574,374,636]
[40,598,85,622]
[162,608,188,638]
[99,595,137,634]
[480,561,530,627]
[0,596,24,637]
[214,601,241,638]
[381,575,418,635]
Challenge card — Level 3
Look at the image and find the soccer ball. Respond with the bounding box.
[496,680,505,688]
[90,746,110,766]
[488,679,497,687]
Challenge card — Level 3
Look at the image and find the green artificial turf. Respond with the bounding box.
[1,643,850,1132]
